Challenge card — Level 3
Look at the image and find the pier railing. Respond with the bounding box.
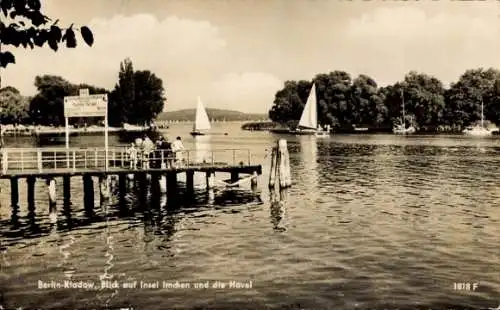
[0,147,254,174]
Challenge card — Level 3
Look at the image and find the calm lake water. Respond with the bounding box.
[1,122,500,309]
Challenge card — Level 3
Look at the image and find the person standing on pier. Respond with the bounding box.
[135,137,143,169]
[142,135,155,169]
[161,137,173,168]
[127,143,138,169]
[171,136,185,167]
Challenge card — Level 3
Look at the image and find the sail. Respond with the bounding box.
[298,83,317,129]
[193,96,211,131]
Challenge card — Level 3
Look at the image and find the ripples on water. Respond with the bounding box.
[1,129,500,309]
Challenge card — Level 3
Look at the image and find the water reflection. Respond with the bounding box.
[97,201,118,307]
[194,135,212,164]
[270,188,288,232]
[0,180,262,244]
[298,136,319,191]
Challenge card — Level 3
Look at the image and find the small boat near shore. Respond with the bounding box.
[462,98,499,137]
[393,89,416,135]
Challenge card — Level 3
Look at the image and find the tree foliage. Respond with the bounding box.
[7,58,167,127]
[29,75,107,126]
[0,86,30,124]
[109,58,166,126]
[0,0,94,68]
[269,68,500,132]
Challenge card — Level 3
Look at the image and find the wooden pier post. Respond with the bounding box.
[206,171,215,190]
[109,175,118,190]
[118,174,127,206]
[159,161,167,194]
[166,172,177,194]
[159,174,167,194]
[27,177,36,209]
[251,171,258,191]
[278,139,292,188]
[83,175,94,214]
[99,175,110,202]
[10,177,19,208]
[47,178,57,205]
[137,173,148,201]
[47,178,57,223]
[268,147,277,188]
[63,175,71,207]
[150,173,160,196]
[186,171,194,194]
[231,171,239,184]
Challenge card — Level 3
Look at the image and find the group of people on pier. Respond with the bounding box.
[126,135,185,170]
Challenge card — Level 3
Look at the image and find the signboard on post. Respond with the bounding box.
[64,94,107,118]
[63,89,110,170]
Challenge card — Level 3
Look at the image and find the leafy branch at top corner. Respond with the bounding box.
[0,0,94,68]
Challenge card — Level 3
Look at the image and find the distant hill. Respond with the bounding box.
[157,108,268,122]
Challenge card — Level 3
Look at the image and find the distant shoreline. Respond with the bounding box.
[0,124,153,137]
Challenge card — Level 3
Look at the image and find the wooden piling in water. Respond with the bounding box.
[231,171,239,183]
[47,178,57,205]
[83,175,94,213]
[206,171,215,190]
[10,177,19,208]
[278,139,292,188]
[47,178,57,223]
[99,175,110,202]
[186,171,194,193]
[137,173,148,200]
[118,174,127,205]
[159,162,167,194]
[63,175,71,206]
[251,171,258,191]
[268,139,291,189]
[268,147,277,188]
[27,177,36,209]
[166,172,177,194]
[150,173,160,196]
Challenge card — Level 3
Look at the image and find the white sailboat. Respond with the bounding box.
[393,89,416,135]
[463,98,498,136]
[190,96,211,136]
[271,83,330,136]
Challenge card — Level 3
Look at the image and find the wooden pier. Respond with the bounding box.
[0,147,262,209]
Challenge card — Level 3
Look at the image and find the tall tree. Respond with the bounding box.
[383,72,445,131]
[109,58,135,125]
[350,74,386,127]
[132,70,166,125]
[313,71,352,129]
[109,58,165,126]
[445,68,500,129]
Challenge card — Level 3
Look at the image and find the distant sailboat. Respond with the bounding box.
[393,89,416,135]
[190,96,211,136]
[271,83,330,136]
[463,98,499,136]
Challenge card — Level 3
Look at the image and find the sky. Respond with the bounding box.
[2,0,500,113]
